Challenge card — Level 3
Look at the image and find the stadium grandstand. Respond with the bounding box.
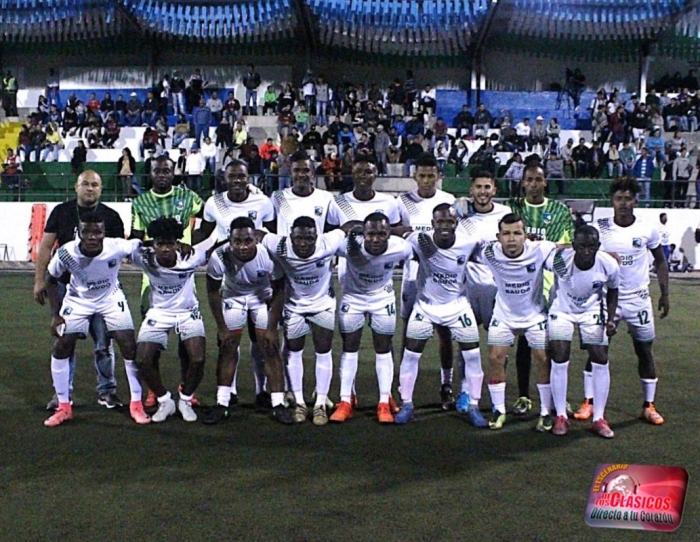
[0,0,700,262]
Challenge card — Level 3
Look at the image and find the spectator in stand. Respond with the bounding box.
[62,105,78,136]
[99,92,115,123]
[608,105,626,145]
[514,117,532,152]
[29,124,46,161]
[276,104,295,138]
[633,147,656,207]
[368,83,383,109]
[339,146,355,192]
[545,151,565,195]
[171,70,186,115]
[473,103,493,138]
[679,95,698,132]
[206,91,224,124]
[338,124,357,158]
[504,152,524,196]
[323,135,338,159]
[141,127,160,155]
[448,139,469,176]
[629,102,650,149]
[649,108,665,136]
[646,129,667,166]
[48,104,62,127]
[277,83,296,112]
[126,92,142,127]
[232,120,248,150]
[187,68,206,112]
[404,71,417,117]
[673,146,693,208]
[530,116,548,152]
[259,137,280,169]
[142,92,159,127]
[386,126,403,164]
[142,149,157,191]
[215,117,233,150]
[154,116,170,149]
[116,148,138,201]
[75,101,88,135]
[419,84,436,116]
[388,79,406,116]
[646,88,661,111]
[242,63,261,116]
[201,136,218,177]
[223,91,241,124]
[546,117,561,153]
[172,114,191,149]
[276,146,292,189]
[572,137,591,178]
[373,124,390,176]
[433,138,449,173]
[669,244,692,272]
[312,77,328,127]
[559,137,575,177]
[185,143,206,195]
[355,132,374,160]
[592,104,609,144]
[606,142,623,179]
[589,140,605,178]
[302,124,323,157]
[619,140,637,177]
[70,140,87,175]
[302,69,316,114]
[322,152,342,189]
[114,93,127,126]
[37,95,50,123]
[666,129,686,155]
[192,98,212,144]
[40,125,63,162]
[86,93,100,116]
[247,146,264,189]
[84,119,102,149]
[295,104,310,134]
[262,86,278,116]
[1,148,21,188]
[174,148,187,186]
[391,114,407,139]
[46,68,60,107]
[497,117,518,152]
[664,97,683,132]
[158,73,171,117]
[403,134,425,176]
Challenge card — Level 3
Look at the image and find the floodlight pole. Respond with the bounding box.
[471,0,500,107]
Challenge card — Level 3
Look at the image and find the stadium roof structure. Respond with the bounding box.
[2,0,700,62]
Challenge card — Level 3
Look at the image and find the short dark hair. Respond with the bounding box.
[229,216,255,232]
[290,150,312,163]
[498,213,525,231]
[78,209,105,225]
[610,176,641,197]
[413,152,438,169]
[433,202,454,215]
[353,153,376,165]
[470,168,494,181]
[574,224,599,241]
[225,159,248,172]
[291,216,316,230]
[364,212,389,225]
[147,216,183,240]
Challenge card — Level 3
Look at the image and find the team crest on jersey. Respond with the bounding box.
[542,212,552,224]
[108,259,117,268]
[257,270,267,277]
[316,259,326,267]
[248,210,258,220]
[415,314,424,321]
[526,263,536,272]
[223,301,233,310]
[549,314,557,320]
[62,307,72,316]
[632,238,643,248]
[490,319,499,327]
[178,272,188,279]
[592,281,603,289]
[147,319,156,326]
[341,303,350,313]
[314,206,323,216]
[384,262,394,269]
[174,199,184,211]
[457,255,466,265]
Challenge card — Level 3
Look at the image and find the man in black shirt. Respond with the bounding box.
[33,170,126,410]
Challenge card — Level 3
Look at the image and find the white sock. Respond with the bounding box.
[488,382,506,414]
[271,391,284,407]
[550,361,569,417]
[217,385,232,407]
[230,346,240,395]
[583,370,593,400]
[375,352,393,403]
[314,351,333,406]
[287,349,305,405]
[251,341,266,395]
[123,359,143,402]
[641,377,658,403]
[158,391,172,403]
[51,355,71,404]
[399,349,422,403]
[441,367,453,385]
[339,351,359,403]
[461,348,483,405]
[592,362,610,421]
[537,383,552,416]
[180,392,192,402]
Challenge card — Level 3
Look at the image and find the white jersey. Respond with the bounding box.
[459,201,510,286]
[482,240,557,325]
[595,216,660,298]
[262,230,346,312]
[398,189,455,283]
[658,223,670,247]
[407,231,480,306]
[203,191,275,241]
[48,238,140,302]
[336,234,412,298]
[331,191,401,224]
[130,243,210,311]
[272,187,343,236]
[207,244,280,303]
[546,248,620,315]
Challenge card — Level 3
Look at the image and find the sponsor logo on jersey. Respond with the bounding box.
[526,263,536,272]
[248,210,258,220]
[341,303,350,313]
[457,255,466,265]
[178,273,188,279]
[543,212,552,224]
[108,259,117,268]
[633,238,642,248]
[147,319,156,326]
[314,206,323,216]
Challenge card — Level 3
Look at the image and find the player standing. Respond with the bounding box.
[546,226,619,438]
[508,163,574,415]
[575,177,669,425]
[204,216,294,425]
[43,211,146,426]
[397,153,457,409]
[329,213,412,424]
[482,213,556,431]
[394,204,487,427]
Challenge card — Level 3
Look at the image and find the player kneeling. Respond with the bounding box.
[44,210,145,426]
[205,216,294,425]
[132,217,210,423]
[546,225,619,438]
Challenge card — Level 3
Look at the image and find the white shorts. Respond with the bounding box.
[138,307,206,348]
[548,310,608,346]
[400,279,417,319]
[338,292,396,335]
[487,314,548,349]
[615,292,655,342]
[222,297,269,332]
[284,306,336,340]
[60,292,134,337]
[406,298,479,344]
[467,282,497,329]
[632,127,646,141]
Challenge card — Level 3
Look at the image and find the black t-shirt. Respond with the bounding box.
[44,199,125,247]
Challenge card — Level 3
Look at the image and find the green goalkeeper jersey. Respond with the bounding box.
[507,197,574,243]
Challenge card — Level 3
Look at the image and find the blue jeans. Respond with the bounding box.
[278,175,291,189]
[639,178,651,205]
[172,92,186,115]
[195,123,208,143]
[57,282,116,395]
[245,89,258,114]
